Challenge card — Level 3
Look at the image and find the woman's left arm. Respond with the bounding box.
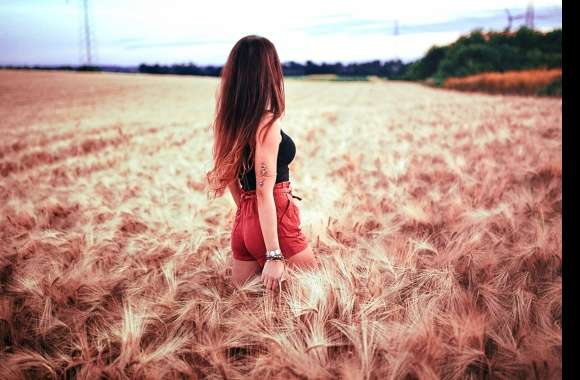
[227,179,241,208]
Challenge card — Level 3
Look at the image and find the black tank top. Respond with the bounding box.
[239,129,296,191]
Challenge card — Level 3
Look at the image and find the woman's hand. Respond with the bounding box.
[261,260,285,291]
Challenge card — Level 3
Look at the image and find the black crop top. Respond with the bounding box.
[239,129,296,191]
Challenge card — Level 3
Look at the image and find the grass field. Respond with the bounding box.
[0,69,561,379]
[289,74,370,81]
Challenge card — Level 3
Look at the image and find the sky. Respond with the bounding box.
[0,0,562,66]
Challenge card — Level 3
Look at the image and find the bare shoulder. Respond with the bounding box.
[256,113,282,147]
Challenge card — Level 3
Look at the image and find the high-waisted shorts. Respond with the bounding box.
[231,181,309,268]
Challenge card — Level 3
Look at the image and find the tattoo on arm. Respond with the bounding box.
[257,162,276,187]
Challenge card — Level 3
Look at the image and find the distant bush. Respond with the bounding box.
[137,63,222,76]
[402,46,449,81]
[538,76,562,96]
[442,68,562,96]
[77,65,101,72]
[438,44,502,78]
[286,60,408,78]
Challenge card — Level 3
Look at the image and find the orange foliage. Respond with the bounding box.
[443,68,562,96]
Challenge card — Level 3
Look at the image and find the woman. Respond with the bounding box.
[206,35,318,291]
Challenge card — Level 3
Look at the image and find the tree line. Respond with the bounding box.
[136,60,409,78]
[402,26,561,83]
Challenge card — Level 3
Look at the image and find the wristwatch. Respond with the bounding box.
[265,248,284,261]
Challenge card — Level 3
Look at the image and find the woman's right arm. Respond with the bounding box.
[254,118,282,252]
[254,116,284,290]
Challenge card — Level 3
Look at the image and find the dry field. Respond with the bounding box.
[0,69,561,379]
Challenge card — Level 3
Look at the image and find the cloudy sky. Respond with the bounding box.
[0,0,562,66]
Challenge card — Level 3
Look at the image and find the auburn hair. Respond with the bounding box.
[206,35,285,199]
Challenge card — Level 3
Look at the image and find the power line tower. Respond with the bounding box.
[67,0,96,65]
[79,0,96,65]
[504,9,514,31]
[525,1,535,29]
[504,7,527,32]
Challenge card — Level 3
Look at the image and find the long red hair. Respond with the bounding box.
[206,35,285,199]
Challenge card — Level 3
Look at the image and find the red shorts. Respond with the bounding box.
[231,181,309,268]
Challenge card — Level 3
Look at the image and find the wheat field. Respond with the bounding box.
[0,69,561,379]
